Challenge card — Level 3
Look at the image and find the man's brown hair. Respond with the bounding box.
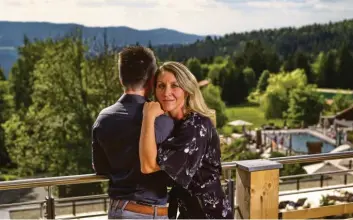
[118,46,157,89]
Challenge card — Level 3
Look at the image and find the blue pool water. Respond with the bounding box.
[288,133,335,153]
[271,133,335,153]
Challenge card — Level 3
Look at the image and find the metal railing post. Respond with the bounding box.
[40,202,44,219]
[346,160,353,185]
[72,201,76,216]
[226,179,235,215]
[227,169,232,179]
[104,198,107,212]
[45,186,55,219]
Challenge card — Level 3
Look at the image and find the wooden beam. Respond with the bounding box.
[281,202,353,219]
[235,159,282,219]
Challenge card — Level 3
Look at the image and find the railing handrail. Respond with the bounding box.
[222,151,353,168]
[279,183,353,196]
[1,151,353,191]
[0,173,230,191]
[56,194,108,203]
[280,168,353,180]
[269,151,353,164]
[0,200,46,209]
[0,174,107,190]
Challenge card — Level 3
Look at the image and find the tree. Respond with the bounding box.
[261,69,307,119]
[281,163,306,176]
[262,91,288,119]
[207,63,224,86]
[8,36,50,114]
[281,55,295,72]
[155,19,353,65]
[331,94,353,114]
[219,59,249,105]
[264,51,281,73]
[286,85,325,126]
[236,151,260,160]
[270,152,306,176]
[3,35,122,176]
[241,40,267,79]
[0,67,11,166]
[336,45,353,89]
[312,50,338,88]
[186,58,203,81]
[293,51,313,83]
[221,138,248,161]
[311,52,327,86]
[213,56,224,64]
[0,68,5,81]
[242,67,256,91]
[201,84,228,128]
[325,50,338,88]
[256,70,270,93]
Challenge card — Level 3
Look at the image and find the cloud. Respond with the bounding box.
[77,0,158,8]
[239,0,353,13]
[0,0,352,35]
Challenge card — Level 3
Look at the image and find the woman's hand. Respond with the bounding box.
[143,102,164,119]
[140,101,163,174]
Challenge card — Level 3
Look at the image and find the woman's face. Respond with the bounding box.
[155,71,187,118]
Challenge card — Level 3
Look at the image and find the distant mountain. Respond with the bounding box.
[0,21,205,76]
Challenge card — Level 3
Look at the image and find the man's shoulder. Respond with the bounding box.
[99,102,122,115]
[93,102,122,127]
[154,114,174,144]
[94,101,144,128]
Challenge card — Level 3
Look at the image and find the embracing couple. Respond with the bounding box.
[92,46,234,219]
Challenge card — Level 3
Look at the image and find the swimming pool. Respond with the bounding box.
[269,132,336,153]
[287,133,335,153]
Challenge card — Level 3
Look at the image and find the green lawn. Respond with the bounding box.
[0,174,17,181]
[225,104,285,129]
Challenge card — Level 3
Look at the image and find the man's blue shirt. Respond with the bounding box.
[92,94,174,205]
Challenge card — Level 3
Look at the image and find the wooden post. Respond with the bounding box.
[235,159,282,219]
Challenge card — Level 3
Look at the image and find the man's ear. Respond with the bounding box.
[119,77,123,86]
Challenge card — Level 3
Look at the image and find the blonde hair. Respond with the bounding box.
[156,61,215,121]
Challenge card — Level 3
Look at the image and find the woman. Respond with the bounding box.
[139,61,233,219]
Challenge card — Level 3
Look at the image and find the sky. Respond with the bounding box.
[0,0,353,36]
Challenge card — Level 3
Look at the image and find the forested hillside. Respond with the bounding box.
[155,19,353,61]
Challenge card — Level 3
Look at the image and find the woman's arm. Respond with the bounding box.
[139,102,164,174]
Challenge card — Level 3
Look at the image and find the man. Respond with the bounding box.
[92,46,174,219]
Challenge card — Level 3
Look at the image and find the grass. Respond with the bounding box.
[0,174,17,181]
[225,103,285,129]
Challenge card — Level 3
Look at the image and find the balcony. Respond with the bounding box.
[1,151,353,219]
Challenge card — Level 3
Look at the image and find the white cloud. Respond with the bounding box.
[0,0,352,35]
[246,0,305,9]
